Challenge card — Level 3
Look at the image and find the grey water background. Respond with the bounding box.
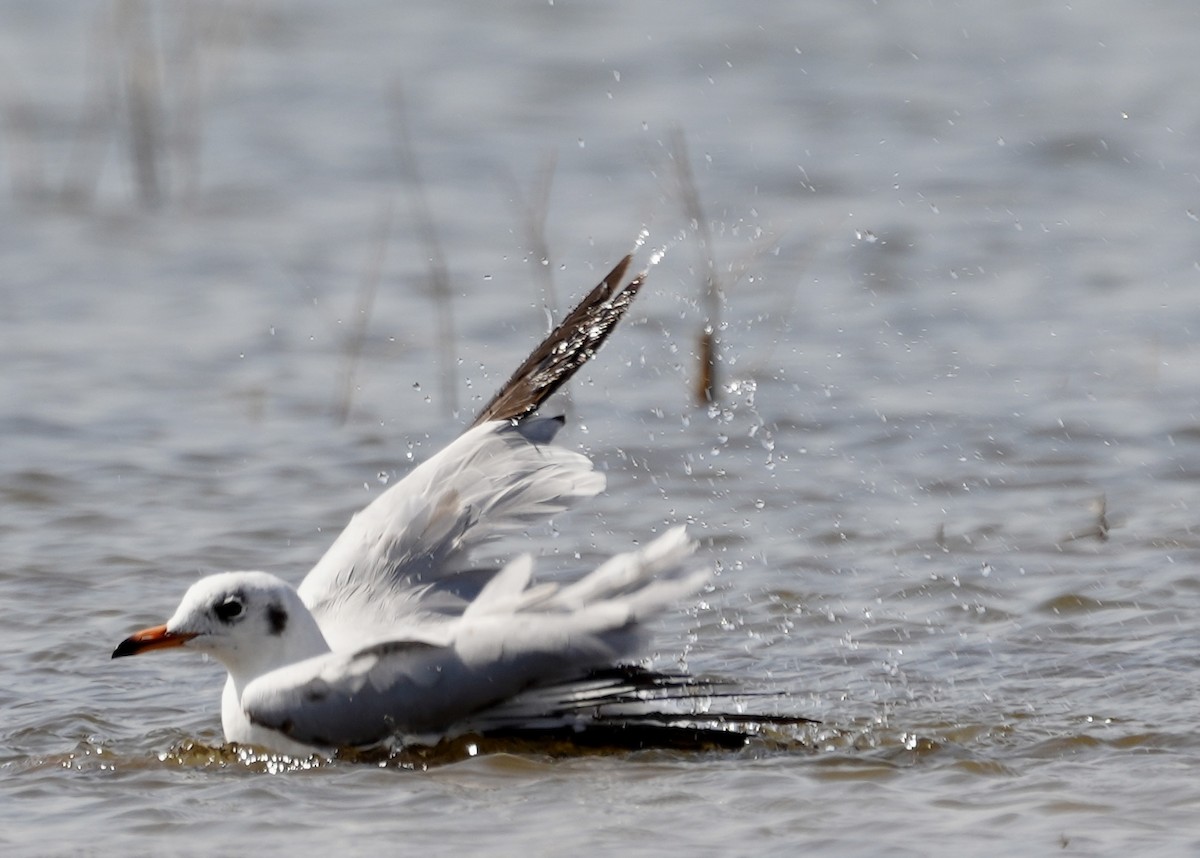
[3,0,1200,854]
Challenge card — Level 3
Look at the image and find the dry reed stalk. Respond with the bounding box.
[390,83,457,418]
[333,199,396,425]
[668,126,721,405]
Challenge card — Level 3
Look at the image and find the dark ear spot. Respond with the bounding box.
[267,603,288,636]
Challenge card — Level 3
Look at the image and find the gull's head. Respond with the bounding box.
[112,571,326,677]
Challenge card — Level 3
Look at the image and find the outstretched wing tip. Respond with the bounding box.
[471,248,648,427]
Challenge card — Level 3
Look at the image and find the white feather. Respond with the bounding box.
[297,418,603,651]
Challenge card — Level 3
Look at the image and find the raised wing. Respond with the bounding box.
[248,529,707,748]
[297,417,603,651]
[297,256,648,652]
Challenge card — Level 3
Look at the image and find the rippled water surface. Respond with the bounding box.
[5,1,1200,855]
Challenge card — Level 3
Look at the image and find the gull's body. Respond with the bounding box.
[114,254,711,756]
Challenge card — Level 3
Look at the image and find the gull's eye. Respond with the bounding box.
[214,597,244,623]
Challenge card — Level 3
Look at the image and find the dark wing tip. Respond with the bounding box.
[471,253,645,428]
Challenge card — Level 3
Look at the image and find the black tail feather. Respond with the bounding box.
[459,664,818,745]
[478,721,753,752]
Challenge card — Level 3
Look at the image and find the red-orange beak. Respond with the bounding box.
[111,624,198,659]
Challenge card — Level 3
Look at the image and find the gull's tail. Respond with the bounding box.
[460,526,709,636]
[450,529,818,751]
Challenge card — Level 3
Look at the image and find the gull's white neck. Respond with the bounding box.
[215,601,331,754]
[220,603,330,693]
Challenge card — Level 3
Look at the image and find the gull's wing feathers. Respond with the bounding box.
[297,417,603,651]
[456,665,820,753]
[471,254,645,426]
[246,529,707,749]
[299,255,648,652]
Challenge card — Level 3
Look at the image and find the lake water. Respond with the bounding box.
[4,1,1200,855]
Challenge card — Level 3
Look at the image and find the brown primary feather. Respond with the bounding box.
[471,254,644,427]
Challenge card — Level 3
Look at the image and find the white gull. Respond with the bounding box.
[113,253,712,756]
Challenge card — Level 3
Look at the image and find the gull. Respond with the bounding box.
[112,253,715,757]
